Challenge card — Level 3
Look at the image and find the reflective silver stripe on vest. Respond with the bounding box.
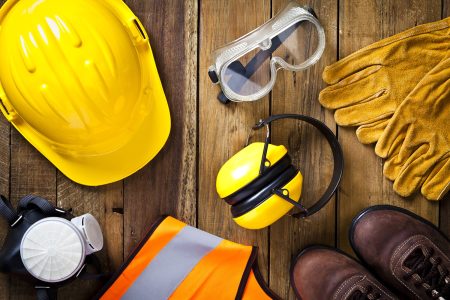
[121,225,223,300]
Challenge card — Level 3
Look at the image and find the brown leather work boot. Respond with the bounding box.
[290,246,397,299]
[350,205,450,300]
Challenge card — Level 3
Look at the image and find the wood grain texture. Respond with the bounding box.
[268,0,337,298]
[123,0,198,257]
[337,0,441,254]
[198,0,271,282]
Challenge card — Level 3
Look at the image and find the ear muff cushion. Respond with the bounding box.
[231,165,298,218]
[233,171,303,229]
[224,155,292,205]
[216,143,288,199]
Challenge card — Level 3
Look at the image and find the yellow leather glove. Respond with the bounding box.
[375,58,450,201]
[319,17,450,144]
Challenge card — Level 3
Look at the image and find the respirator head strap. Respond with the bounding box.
[18,195,67,216]
[77,255,109,281]
[35,286,57,300]
[0,195,21,227]
[254,114,344,218]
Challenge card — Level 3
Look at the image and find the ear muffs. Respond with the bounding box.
[216,114,344,230]
[217,142,303,230]
[230,164,298,218]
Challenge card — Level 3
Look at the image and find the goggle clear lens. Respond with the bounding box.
[273,20,320,67]
[221,19,320,99]
[222,48,272,97]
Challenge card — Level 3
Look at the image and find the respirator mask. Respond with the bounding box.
[0,195,103,299]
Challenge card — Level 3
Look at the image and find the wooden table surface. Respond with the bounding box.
[0,0,449,299]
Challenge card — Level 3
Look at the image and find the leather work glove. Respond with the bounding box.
[319,17,450,144]
[375,57,450,201]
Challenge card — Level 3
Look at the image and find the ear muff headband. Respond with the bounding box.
[224,155,292,205]
[231,165,298,218]
[253,114,343,218]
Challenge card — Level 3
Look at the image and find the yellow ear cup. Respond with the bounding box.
[216,142,288,198]
[233,172,303,229]
[216,142,304,230]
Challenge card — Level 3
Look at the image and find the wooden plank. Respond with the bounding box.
[9,132,57,299]
[269,0,338,299]
[123,0,198,256]
[441,193,450,237]
[440,0,450,237]
[198,0,271,284]
[338,0,441,253]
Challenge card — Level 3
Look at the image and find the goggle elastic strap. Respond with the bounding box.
[252,114,344,218]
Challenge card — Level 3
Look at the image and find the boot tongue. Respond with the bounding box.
[348,286,380,300]
[403,248,433,278]
[403,247,450,299]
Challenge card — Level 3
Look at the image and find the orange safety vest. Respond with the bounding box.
[97,216,279,300]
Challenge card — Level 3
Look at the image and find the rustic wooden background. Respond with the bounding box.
[0,0,448,299]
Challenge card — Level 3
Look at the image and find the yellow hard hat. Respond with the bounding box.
[0,0,171,185]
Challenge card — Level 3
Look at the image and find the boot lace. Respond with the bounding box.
[403,247,450,299]
[349,285,382,300]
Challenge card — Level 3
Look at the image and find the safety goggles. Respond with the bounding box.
[208,1,326,104]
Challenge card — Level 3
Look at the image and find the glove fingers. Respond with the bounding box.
[322,54,380,84]
[375,119,410,159]
[323,17,450,84]
[382,132,408,180]
[393,146,438,197]
[319,65,382,109]
[356,119,389,144]
[334,93,395,126]
[422,157,450,200]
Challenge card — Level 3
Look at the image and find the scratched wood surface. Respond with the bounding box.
[0,0,448,299]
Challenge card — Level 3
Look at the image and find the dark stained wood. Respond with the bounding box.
[198,0,271,283]
[268,0,337,299]
[337,0,441,254]
[123,0,198,256]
